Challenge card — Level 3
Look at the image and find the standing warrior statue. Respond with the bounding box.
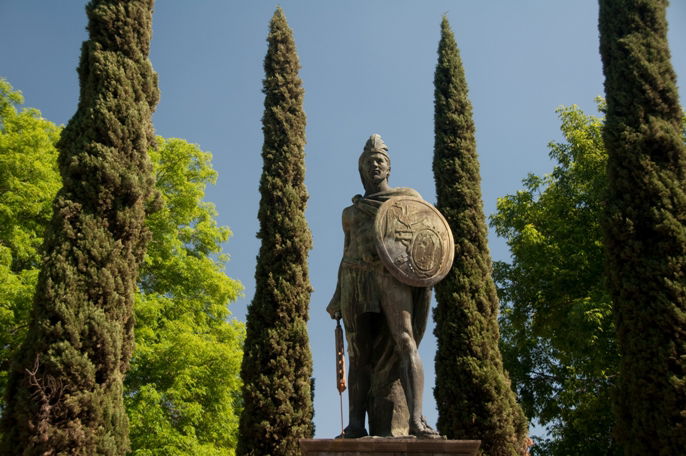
[328,134,453,438]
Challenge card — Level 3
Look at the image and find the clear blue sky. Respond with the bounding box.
[2,0,685,440]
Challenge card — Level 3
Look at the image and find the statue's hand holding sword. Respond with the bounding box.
[335,313,346,435]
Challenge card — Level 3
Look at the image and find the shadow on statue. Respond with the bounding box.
[365,291,431,437]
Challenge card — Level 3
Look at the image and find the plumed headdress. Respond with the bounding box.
[359,134,390,166]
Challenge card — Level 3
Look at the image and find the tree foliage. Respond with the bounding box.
[432,17,529,456]
[1,1,159,452]
[0,79,62,407]
[0,80,244,455]
[491,103,621,455]
[598,0,686,453]
[126,138,244,455]
[238,7,314,456]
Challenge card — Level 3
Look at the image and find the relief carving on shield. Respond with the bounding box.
[374,196,455,287]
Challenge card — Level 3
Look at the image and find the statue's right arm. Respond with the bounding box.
[327,208,351,320]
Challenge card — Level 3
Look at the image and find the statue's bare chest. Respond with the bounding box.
[343,205,378,263]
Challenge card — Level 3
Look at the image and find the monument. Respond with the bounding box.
[300,134,479,455]
[326,134,454,438]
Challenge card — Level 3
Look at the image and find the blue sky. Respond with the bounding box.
[2,0,685,440]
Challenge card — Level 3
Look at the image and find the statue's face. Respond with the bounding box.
[361,152,390,185]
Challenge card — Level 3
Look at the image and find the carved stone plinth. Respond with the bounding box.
[299,438,481,456]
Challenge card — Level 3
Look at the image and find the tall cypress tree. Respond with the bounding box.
[0,1,158,454]
[432,17,528,456]
[237,8,313,456]
[599,0,686,453]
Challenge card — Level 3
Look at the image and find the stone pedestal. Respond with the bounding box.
[299,438,481,456]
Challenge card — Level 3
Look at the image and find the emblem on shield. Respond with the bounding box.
[374,196,454,287]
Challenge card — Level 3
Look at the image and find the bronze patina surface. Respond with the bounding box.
[328,134,453,439]
[375,196,454,287]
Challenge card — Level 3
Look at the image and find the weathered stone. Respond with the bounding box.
[299,438,480,456]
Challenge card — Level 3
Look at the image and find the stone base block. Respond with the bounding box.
[299,438,481,456]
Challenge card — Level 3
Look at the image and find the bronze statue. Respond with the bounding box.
[327,134,453,438]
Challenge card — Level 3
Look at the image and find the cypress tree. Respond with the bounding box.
[432,17,529,456]
[237,8,313,456]
[0,1,158,454]
[598,0,686,453]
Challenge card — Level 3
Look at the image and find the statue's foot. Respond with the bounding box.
[409,417,442,439]
[336,426,368,439]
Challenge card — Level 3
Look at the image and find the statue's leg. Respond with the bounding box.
[379,274,438,437]
[379,277,423,427]
[342,312,373,438]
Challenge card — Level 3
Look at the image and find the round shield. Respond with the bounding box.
[374,196,454,287]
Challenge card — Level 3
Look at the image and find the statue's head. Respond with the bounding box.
[359,134,391,189]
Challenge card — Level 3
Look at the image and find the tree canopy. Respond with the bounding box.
[491,102,620,455]
[2,2,159,450]
[0,79,244,455]
[599,0,686,453]
[126,137,244,455]
[433,17,528,456]
[0,79,62,406]
[238,7,314,456]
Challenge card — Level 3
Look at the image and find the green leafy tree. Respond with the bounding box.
[598,0,686,453]
[237,7,313,456]
[0,79,62,407]
[491,103,621,455]
[0,79,244,453]
[432,17,528,456]
[1,0,159,452]
[126,137,244,455]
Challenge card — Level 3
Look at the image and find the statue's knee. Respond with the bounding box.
[397,332,417,355]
